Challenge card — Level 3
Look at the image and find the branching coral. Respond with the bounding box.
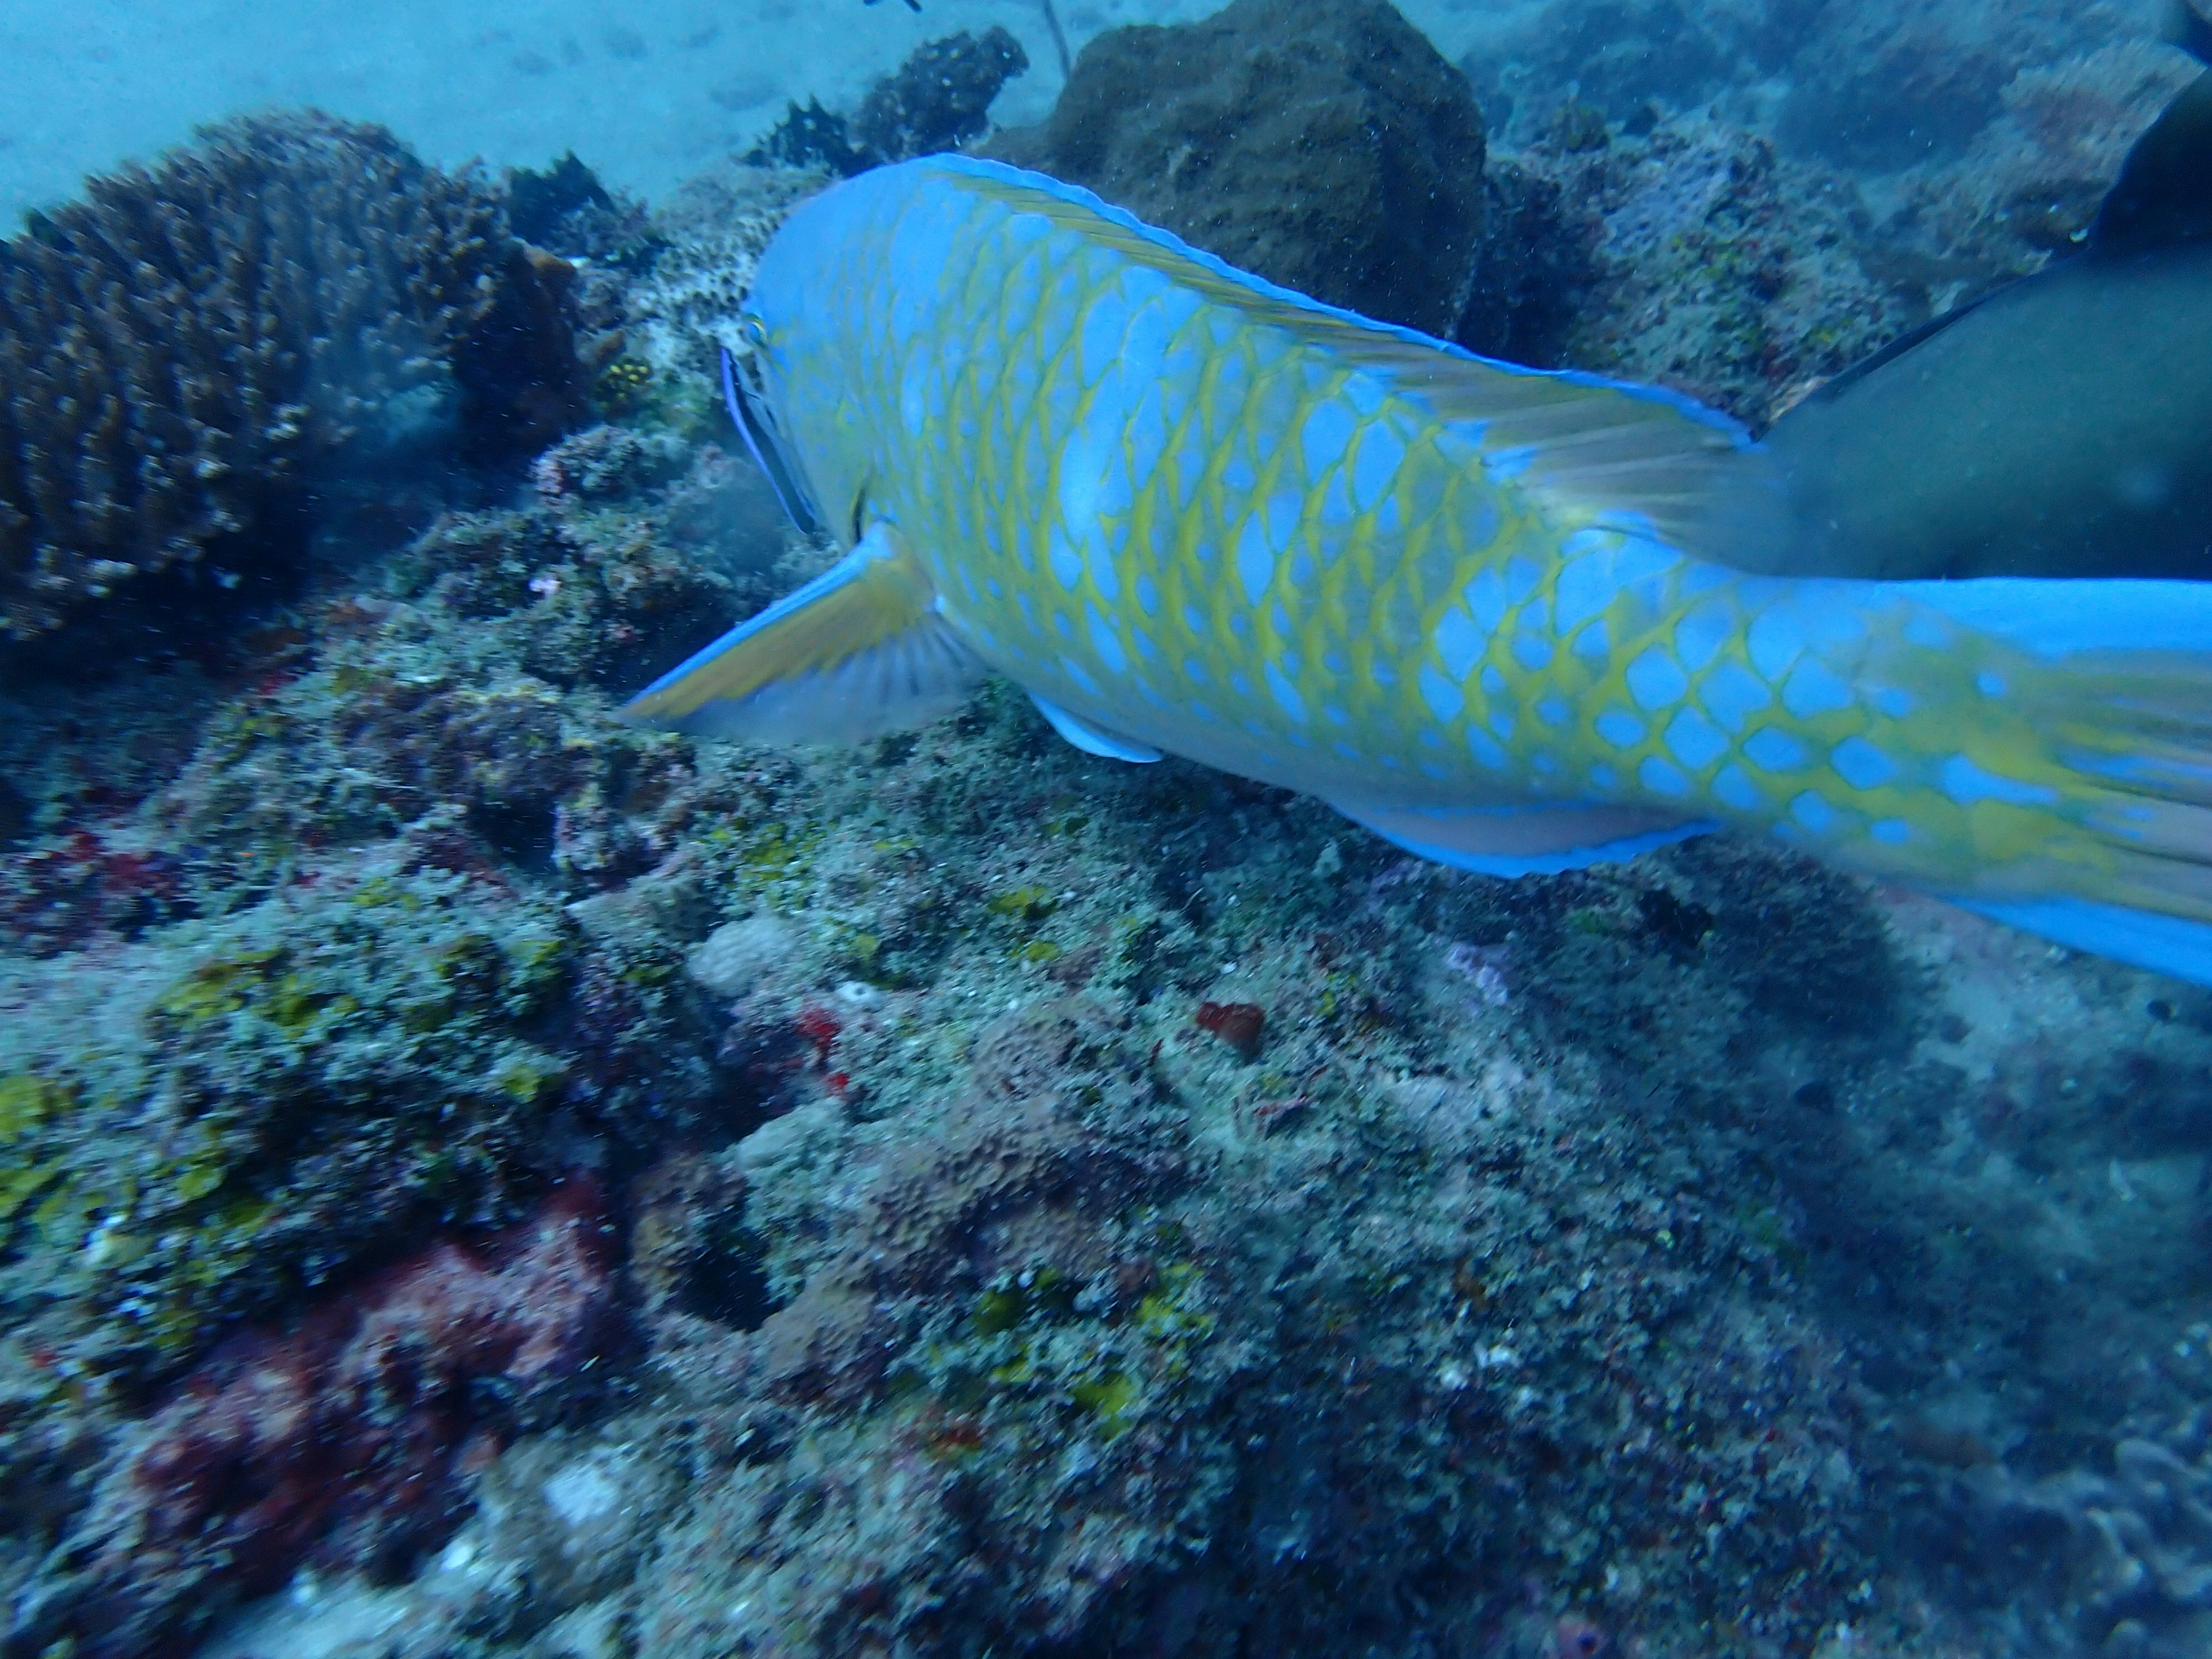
[0,111,587,639]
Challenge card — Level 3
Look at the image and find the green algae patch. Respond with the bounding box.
[491,1048,566,1104]
[0,1074,70,1141]
[1070,1368,1138,1433]
[0,1163,63,1225]
[987,885,1058,923]
[0,859,683,1383]
[155,948,286,1025]
[703,817,828,912]
[1135,1264,1214,1344]
[974,1266,1075,1336]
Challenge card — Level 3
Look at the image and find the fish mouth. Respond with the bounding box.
[722,339,825,538]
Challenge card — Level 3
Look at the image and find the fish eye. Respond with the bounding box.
[740,313,768,348]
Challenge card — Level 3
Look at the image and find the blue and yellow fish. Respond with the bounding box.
[624,155,2212,985]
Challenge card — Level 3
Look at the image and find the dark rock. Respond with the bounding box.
[1457,159,1597,366]
[852,26,1030,164]
[984,0,1488,341]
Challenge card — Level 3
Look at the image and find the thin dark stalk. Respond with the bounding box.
[865,0,1071,79]
[1037,0,1073,78]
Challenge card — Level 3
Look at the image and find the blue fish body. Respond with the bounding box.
[626,156,2212,987]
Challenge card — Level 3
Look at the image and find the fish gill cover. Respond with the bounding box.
[2,5,2212,1659]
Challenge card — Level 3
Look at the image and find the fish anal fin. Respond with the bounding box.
[1950,895,2212,986]
[1028,694,1163,762]
[1330,798,1714,877]
[620,523,982,743]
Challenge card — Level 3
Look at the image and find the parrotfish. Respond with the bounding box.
[623,153,2212,985]
[1741,2,2212,582]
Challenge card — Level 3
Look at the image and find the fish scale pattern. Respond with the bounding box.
[746,157,2184,910]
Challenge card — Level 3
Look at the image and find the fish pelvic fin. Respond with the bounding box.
[619,522,983,743]
[1028,694,1164,763]
[1902,579,2212,982]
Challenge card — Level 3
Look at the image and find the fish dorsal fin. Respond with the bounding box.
[927,156,1783,560]
[1334,339,1786,555]
[2092,6,2212,254]
[620,522,982,743]
[1327,797,1714,878]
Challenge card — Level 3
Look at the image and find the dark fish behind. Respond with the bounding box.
[1737,4,2212,581]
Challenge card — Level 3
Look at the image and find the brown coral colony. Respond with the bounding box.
[0,112,589,639]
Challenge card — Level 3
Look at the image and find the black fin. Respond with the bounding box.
[1775,280,2017,416]
[2091,9,2212,253]
[2165,0,2212,65]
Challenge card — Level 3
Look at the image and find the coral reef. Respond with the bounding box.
[1506,118,1912,424]
[983,0,1490,341]
[0,429,778,1642]
[2,6,2210,1658]
[623,162,826,388]
[0,112,589,640]
[14,1180,618,1658]
[1945,1418,2212,1658]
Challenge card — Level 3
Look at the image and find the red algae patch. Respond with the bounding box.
[1194,999,1266,1060]
[32,1180,619,1659]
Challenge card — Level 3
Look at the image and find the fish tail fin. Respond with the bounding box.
[1903,579,2212,982]
[619,524,983,743]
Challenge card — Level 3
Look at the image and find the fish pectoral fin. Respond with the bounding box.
[1328,797,1714,878]
[1028,694,1164,763]
[619,522,982,743]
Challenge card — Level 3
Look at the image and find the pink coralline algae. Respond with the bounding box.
[25,1179,620,1659]
[735,998,1183,1409]
[1446,941,1513,1007]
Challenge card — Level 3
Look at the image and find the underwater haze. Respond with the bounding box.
[5,2,2212,1657]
